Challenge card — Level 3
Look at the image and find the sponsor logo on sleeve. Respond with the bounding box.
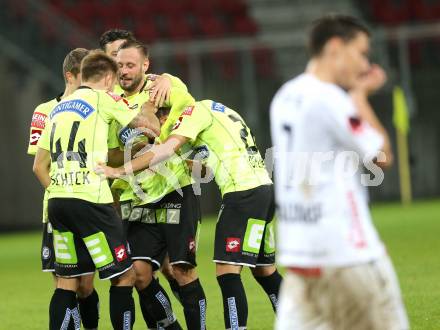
[50,99,95,119]
[172,116,183,130]
[29,129,42,145]
[211,102,225,112]
[114,245,128,262]
[349,117,363,133]
[31,112,47,129]
[182,106,194,116]
[226,237,241,252]
[106,91,122,102]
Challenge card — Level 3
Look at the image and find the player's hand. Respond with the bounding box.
[146,74,172,107]
[95,163,123,179]
[355,64,387,96]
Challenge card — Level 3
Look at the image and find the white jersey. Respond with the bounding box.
[270,73,386,267]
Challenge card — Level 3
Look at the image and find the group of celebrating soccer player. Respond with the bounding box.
[30,27,281,330]
[29,12,409,330]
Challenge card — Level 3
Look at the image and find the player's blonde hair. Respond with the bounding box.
[62,48,89,82]
[81,50,118,83]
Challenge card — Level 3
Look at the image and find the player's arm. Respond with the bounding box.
[96,135,189,178]
[33,148,51,188]
[147,73,188,107]
[123,102,160,138]
[108,142,149,167]
[350,64,393,168]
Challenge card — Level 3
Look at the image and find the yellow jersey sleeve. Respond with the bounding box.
[170,103,212,141]
[27,98,58,155]
[100,91,137,128]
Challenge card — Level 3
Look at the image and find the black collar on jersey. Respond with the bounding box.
[55,93,63,102]
[77,85,92,90]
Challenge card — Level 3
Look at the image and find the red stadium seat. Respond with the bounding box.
[411,0,440,21]
[187,0,218,16]
[134,21,159,43]
[370,0,411,25]
[7,0,28,20]
[164,15,195,41]
[211,49,239,79]
[252,46,275,78]
[218,0,247,16]
[232,16,258,36]
[197,14,227,38]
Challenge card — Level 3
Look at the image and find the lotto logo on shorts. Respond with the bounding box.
[226,238,241,252]
[114,245,128,262]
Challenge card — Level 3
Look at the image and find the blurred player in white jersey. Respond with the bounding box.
[270,14,409,330]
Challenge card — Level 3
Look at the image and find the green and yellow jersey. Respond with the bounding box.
[28,94,62,223]
[108,75,195,205]
[165,100,272,196]
[38,86,137,204]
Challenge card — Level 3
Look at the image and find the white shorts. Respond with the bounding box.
[275,255,409,330]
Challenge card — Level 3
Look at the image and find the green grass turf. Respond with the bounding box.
[0,199,439,329]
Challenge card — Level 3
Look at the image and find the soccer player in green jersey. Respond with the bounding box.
[97,100,283,329]
[109,39,207,330]
[100,28,180,107]
[28,48,101,330]
[33,51,160,330]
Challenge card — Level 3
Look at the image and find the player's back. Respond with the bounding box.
[171,100,272,196]
[270,74,385,267]
[40,87,136,204]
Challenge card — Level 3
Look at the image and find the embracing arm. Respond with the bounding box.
[96,135,189,178]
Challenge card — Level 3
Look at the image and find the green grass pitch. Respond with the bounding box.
[0,199,439,329]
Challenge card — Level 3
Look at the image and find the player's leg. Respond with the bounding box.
[161,255,182,303]
[127,217,182,329]
[77,273,99,330]
[65,199,135,330]
[275,270,330,330]
[214,205,249,330]
[48,199,91,330]
[215,185,278,329]
[354,255,409,330]
[164,186,207,330]
[251,206,282,312]
[251,265,282,312]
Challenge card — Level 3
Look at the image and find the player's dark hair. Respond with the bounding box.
[308,14,370,57]
[62,48,89,81]
[156,107,171,119]
[99,29,136,50]
[118,39,149,59]
[81,50,118,82]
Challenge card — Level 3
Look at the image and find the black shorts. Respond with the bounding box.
[214,184,276,267]
[48,198,132,280]
[127,185,201,270]
[41,222,55,272]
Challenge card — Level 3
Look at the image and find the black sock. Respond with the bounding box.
[168,278,182,304]
[49,288,81,330]
[217,273,248,329]
[77,289,99,329]
[138,291,157,329]
[179,279,207,330]
[109,286,135,330]
[254,270,282,312]
[137,278,182,329]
